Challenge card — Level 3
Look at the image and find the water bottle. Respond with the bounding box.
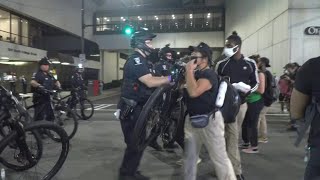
[1,168,5,180]
[216,81,228,107]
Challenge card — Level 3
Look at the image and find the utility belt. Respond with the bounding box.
[118,97,138,121]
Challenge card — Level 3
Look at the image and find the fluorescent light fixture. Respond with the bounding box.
[90,54,100,57]
[0,62,27,65]
[177,52,180,55]
[61,62,70,65]
[96,18,100,20]
[51,61,61,64]
[107,19,110,22]
[121,17,124,19]
[1,57,9,60]
[104,17,107,20]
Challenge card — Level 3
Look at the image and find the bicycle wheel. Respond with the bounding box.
[0,121,69,180]
[51,103,78,141]
[133,85,171,151]
[75,98,94,120]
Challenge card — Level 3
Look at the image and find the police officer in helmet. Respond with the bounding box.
[69,64,87,112]
[118,29,173,180]
[154,44,175,76]
[30,57,61,121]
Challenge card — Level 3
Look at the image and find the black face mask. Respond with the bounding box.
[147,49,160,64]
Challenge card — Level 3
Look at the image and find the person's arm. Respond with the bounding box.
[30,80,41,88]
[290,60,313,119]
[139,74,170,88]
[256,72,265,94]
[290,88,310,119]
[248,60,259,92]
[185,60,212,98]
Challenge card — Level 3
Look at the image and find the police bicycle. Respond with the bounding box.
[0,85,69,180]
[133,59,188,151]
[20,89,78,142]
[66,87,94,120]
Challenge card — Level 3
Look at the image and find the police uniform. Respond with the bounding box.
[32,71,57,121]
[118,51,153,176]
[71,72,85,89]
[154,60,173,76]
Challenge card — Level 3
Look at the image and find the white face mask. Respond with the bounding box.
[223,45,239,58]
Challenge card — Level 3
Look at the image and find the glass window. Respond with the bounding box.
[0,9,10,42]
[21,18,29,46]
[11,14,19,44]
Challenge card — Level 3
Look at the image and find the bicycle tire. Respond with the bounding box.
[133,84,171,151]
[0,121,69,180]
[51,105,78,142]
[75,98,94,120]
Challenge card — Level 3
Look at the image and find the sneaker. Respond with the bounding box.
[258,137,268,143]
[163,143,179,151]
[239,143,250,149]
[236,174,245,180]
[242,147,259,154]
[149,142,163,151]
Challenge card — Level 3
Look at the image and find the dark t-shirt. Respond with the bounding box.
[295,56,320,147]
[31,71,57,102]
[185,69,219,116]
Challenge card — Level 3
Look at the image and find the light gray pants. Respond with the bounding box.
[184,111,236,180]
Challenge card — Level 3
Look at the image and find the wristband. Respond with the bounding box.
[168,75,172,82]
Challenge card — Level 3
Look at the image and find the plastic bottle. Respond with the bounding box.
[215,81,228,107]
[1,168,5,180]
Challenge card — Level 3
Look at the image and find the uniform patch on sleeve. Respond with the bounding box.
[134,57,142,65]
[162,65,167,70]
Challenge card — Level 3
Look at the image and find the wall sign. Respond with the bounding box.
[305,26,320,35]
[7,48,38,56]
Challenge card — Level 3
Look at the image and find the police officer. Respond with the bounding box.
[118,29,172,180]
[69,64,87,113]
[30,57,61,121]
[154,44,175,76]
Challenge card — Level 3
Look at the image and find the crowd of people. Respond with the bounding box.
[117,29,312,180]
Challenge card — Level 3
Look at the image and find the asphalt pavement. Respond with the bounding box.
[2,93,308,180]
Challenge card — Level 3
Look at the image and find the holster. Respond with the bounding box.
[118,97,137,121]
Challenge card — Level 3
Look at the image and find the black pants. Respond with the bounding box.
[34,101,55,121]
[22,84,27,94]
[119,104,144,176]
[242,99,264,147]
[305,147,320,180]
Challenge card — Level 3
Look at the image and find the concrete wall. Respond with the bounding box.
[0,0,97,40]
[289,0,320,8]
[102,51,118,83]
[225,0,290,75]
[95,31,225,50]
[288,8,320,65]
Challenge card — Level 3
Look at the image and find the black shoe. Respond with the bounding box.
[236,174,245,180]
[118,174,135,180]
[149,142,163,151]
[134,171,150,180]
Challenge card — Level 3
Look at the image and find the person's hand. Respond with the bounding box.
[186,59,197,72]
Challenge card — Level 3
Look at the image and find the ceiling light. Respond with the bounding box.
[156,17,158,20]
[122,19,126,21]
[173,17,175,19]
[172,14,175,17]
[104,17,107,20]
[90,54,100,57]
[61,62,70,65]
[121,17,124,19]
[51,61,61,64]
[96,18,100,20]
[107,19,110,22]
[138,16,140,18]
[177,52,180,55]
[1,57,9,60]
[0,62,28,65]
[189,14,192,16]
[208,13,211,16]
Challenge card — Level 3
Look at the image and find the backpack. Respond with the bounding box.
[218,77,241,123]
[263,70,277,106]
